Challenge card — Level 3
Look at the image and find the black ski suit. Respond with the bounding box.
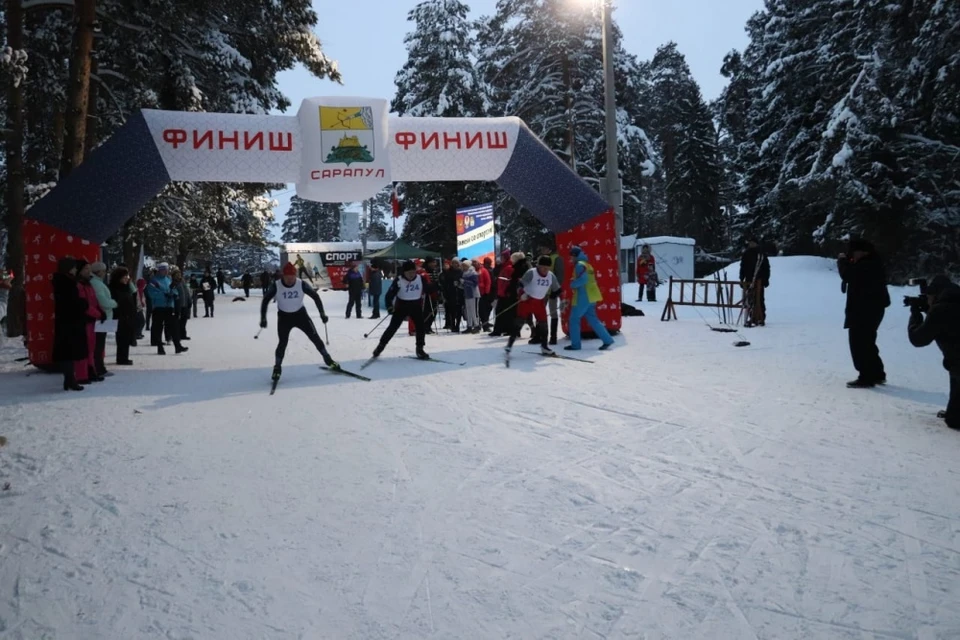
[838,253,890,383]
[261,280,331,367]
[378,275,432,352]
[908,283,960,429]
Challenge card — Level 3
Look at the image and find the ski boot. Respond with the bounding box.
[272,365,282,381]
[323,353,339,370]
[372,343,385,358]
[540,344,554,356]
[599,342,613,351]
[416,348,430,360]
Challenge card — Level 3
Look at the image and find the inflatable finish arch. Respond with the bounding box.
[24,97,621,366]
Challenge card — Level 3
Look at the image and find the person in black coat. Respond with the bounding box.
[344,263,365,318]
[109,266,137,366]
[200,270,217,317]
[739,237,771,327]
[908,275,960,430]
[241,271,253,298]
[368,261,383,319]
[52,258,88,391]
[838,239,890,388]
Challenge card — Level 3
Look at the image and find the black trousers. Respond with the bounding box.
[179,307,190,338]
[848,313,885,381]
[116,320,132,363]
[243,286,250,298]
[493,296,516,334]
[379,301,425,349]
[346,290,363,318]
[945,374,959,429]
[203,295,214,317]
[95,331,108,375]
[151,308,182,351]
[276,308,328,365]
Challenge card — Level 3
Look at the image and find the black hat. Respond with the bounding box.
[401,260,416,273]
[537,255,553,267]
[927,275,953,297]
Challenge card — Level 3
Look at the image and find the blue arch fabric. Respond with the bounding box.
[495,123,610,232]
[26,111,170,243]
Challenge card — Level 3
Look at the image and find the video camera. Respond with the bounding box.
[903,278,928,313]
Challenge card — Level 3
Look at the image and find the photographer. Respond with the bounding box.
[907,275,959,430]
[838,239,890,388]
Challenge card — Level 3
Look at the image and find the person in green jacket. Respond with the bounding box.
[90,262,118,377]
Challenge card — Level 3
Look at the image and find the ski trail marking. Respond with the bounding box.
[551,395,689,430]
[898,507,935,640]
[711,560,760,640]
[752,605,913,640]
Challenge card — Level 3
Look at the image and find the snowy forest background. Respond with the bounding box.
[1,0,958,338]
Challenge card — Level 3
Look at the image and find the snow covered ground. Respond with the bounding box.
[1,256,958,639]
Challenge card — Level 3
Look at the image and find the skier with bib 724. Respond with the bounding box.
[261,262,337,381]
[373,260,431,361]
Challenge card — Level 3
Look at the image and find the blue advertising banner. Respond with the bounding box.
[456,203,495,264]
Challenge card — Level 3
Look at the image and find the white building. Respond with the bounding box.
[620,235,696,283]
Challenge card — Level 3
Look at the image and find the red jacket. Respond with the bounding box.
[636,254,655,285]
[478,266,492,295]
[497,262,514,297]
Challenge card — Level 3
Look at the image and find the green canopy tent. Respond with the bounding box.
[364,239,442,261]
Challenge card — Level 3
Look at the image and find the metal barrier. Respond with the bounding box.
[661,277,745,324]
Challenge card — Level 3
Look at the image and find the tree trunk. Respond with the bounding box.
[59,0,97,177]
[85,53,100,155]
[3,0,27,338]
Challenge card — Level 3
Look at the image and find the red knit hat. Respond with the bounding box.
[282,262,296,276]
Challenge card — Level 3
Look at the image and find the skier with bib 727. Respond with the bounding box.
[261,262,337,381]
[373,260,431,361]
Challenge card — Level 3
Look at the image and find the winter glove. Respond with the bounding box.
[520,293,529,301]
[550,290,560,300]
[260,318,267,329]
[100,310,108,322]
[387,306,395,315]
[321,314,329,324]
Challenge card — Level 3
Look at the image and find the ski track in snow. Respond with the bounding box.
[1,257,959,639]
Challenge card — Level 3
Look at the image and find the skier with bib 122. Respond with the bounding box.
[261,262,338,381]
[373,260,431,361]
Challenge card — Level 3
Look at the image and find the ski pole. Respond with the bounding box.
[254,327,263,340]
[363,314,390,339]
[324,322,330,345]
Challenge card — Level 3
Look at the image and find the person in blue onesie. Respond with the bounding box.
[565,245,615,351]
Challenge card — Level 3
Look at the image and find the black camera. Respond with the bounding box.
[903,278,928,313]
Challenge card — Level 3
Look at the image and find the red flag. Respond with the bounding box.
[391,184,402,218]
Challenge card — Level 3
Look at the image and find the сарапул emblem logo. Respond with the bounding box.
[320,107,375,166]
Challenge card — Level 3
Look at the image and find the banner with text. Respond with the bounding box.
[389,117,519,183]
[456,203,496,264]
[297,97,392,204]
[142,110,300,183]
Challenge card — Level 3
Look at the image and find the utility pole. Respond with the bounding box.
[599,1,623,274]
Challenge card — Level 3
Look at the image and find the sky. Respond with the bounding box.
[269,0,765,240]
